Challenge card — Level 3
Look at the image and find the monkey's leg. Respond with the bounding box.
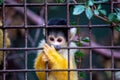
[34,53,47,80]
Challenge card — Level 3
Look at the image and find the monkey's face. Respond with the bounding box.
[47,31,67,50]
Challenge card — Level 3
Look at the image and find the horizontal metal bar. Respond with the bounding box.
[0,46,119,51]
[0,24,115,29]
[0,68,120,73]
[4,3,44,7]
[3,1,116,7]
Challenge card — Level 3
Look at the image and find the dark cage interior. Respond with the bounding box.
[0,0,120,80]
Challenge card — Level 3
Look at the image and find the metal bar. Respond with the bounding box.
[3,1,117,7]
[89,20,93,80]
[2,0,7,80]
[67,0,70,80]
[45,0,49,80]
[110,0,115,80]
[0,46,119,51]
[0,24,117,29]
[24,0,28,80]
[0,68,120,73]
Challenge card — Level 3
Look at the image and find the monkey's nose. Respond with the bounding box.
[51,44,61,51]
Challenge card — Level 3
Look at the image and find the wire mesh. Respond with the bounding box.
[0,0,120,80]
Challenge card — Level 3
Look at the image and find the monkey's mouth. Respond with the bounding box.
[54,46,61,51]
[50,44,61,51]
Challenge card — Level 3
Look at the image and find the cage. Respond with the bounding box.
[0,0,120,80]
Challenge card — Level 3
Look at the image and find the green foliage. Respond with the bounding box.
[73,5,85,15]
[114,26,120,32]
[101,0,109,2]
[87,0,94,6]
[73,0,108,20]
[97,4,102,10]
[70,21,77,26]
[108,9,120,23]
[85,7,93,19]
[94,9,99,16]
[108,13,117,22]
[76,51,85,57]
[99,9,107,15]
[82,37,90,42]
[76,42,83,46]
[94,4,107,16]
[72,0,120,32]
[79,72,86,78]
[73,5,93,20]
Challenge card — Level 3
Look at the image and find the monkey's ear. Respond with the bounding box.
[70,28,77,40]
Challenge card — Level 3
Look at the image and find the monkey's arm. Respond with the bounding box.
[34,52,46,80]
[43,44,70,80]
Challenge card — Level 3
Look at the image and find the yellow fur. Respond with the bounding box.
[0,29,10,65]
[34,44,78,80]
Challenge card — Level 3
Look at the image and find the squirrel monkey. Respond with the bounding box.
[34,18,78,80]
[0,21,11,65]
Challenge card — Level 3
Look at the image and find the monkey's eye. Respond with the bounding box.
[49,37,54,41]
[57,38,62,42]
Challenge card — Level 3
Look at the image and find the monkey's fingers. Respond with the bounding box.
[43,48,47,54]
[43,44,50,52]
[43,43,55,53]
[44,43,51,49]
[42,53,49,62]
[43,47,51,55]
[51,45,55,50]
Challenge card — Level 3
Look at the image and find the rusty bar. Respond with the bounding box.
[45,0,49,80]
[89,20,93,80]
[0,46,120,50]
[24,0,28,80]
[0,68,120,73]
[0,24,116,29]
[3,1,115,7]
[110,0,115,80]
[2,0,7,80]
[67,0,70,80]
[4,3,44,7]
[4,1,113,6]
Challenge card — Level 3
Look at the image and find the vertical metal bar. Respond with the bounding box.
[110,0,115,80]
[44,0,49,80]
[89,20,92,80]
[24,0,28,80]
[67,0,70,80]
[3,30,7,80]
[2,0,7,80]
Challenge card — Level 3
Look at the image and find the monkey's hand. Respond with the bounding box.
[43,43,67,66]
[42,52,49,62]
